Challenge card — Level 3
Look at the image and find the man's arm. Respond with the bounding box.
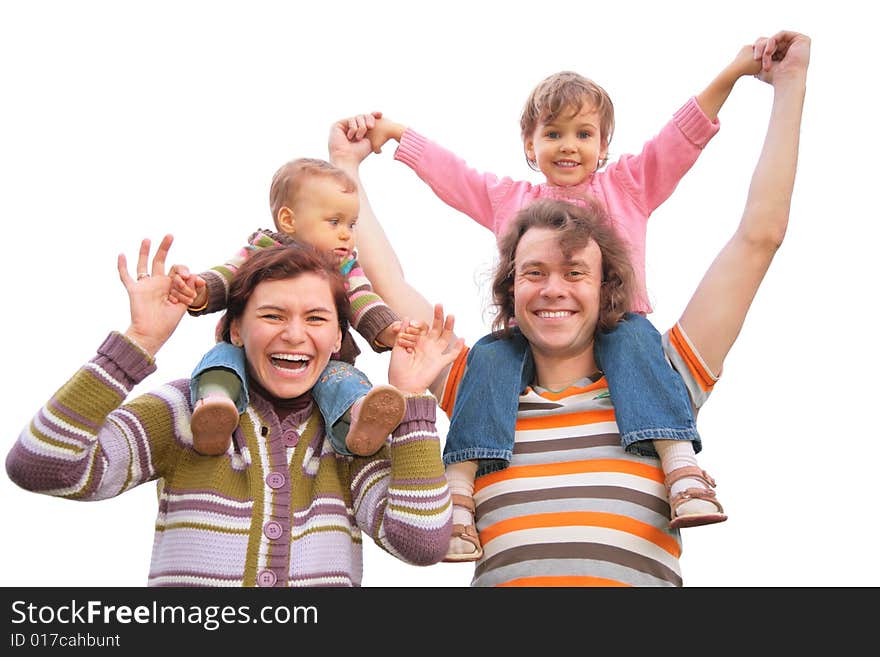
[679,31,810,373]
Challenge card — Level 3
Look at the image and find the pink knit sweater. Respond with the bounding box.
[394,97,720,313]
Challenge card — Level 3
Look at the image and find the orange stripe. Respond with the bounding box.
[475,458,664,490]
[498,576,630,587]
[669,324,715,393]
[480,510,681,557]
[440,345,470,417]
[516,408,616,431]
[536,377,608,401]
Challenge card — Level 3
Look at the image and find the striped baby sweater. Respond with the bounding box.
[441,323,717,587]
[191,229,400,362]
[6,332,452,586]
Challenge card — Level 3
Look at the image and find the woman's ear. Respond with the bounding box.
[277,206,296,234]
[333,327,342,354]
[230,320,243,348]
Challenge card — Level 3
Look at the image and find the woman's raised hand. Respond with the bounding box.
[118,234,188,357]
[387,304,464,395]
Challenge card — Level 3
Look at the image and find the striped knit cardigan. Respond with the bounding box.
[6,332,452,587]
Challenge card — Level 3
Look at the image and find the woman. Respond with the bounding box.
[331,30,809,585]
[5,242,459,586]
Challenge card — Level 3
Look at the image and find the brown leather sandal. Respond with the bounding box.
[665,465,728,529]
[443,494,484,562]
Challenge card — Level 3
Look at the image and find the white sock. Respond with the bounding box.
[654,439,716,516]
[446,460,478,526]
[197,368,241,404]
[347,396,364,424]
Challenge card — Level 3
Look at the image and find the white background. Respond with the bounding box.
[1,0,877,588]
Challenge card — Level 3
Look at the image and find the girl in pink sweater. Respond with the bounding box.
[354,37,771,561]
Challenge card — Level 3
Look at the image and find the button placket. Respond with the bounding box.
[266,472,286,489]
[263,520,284,540]
[257,569,277,587]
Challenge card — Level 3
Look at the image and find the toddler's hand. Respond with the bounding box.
[397,319,426,352]
[168,264,206,308]
[381,319,426,353]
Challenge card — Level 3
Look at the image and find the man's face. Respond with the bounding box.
[513,227,603,364]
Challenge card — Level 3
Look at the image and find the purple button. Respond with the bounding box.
[264,521,284,540]
[266,472,286,489]
[282,430,298,447]
[257,569,277,587]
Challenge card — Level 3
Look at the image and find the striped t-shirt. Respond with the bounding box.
[441,323,718,587]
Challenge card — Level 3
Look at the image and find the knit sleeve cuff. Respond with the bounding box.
[96,331,158,384]
[188,271,228,316]
[673,97,721,147]
[357,305,402,353]
[400,394,437,424]
[394,128,428,169]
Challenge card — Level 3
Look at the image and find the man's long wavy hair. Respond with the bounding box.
[490,199,635,337]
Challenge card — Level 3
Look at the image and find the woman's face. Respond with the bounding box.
[230,273,342,400]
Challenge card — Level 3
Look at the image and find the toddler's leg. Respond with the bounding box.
[191,369,241,456]
[189,342,248,456]
[596,314,726,529]
[346,386,406,456]
[443,460,482,562]
[654,439,727,528]
[313,361,404,457]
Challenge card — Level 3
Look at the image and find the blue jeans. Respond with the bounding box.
[442,328,534,477]
[190,343,372,456]
[443,314,700,475]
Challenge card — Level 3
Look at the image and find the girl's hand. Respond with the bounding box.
[328,111,382,167]
[118,234,188,357]
[753,31,811,83]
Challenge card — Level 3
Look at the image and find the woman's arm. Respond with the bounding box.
[678,31,810,374]
[7,236,189,497]
[349,309,462,565]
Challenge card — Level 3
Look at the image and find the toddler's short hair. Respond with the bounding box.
[269,158,357,231]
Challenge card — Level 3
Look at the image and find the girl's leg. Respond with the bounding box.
[442,329,533,471]
[654,439,726,528]
[444,460,482,562]
[596,314,726,528]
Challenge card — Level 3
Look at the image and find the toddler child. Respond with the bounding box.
[170,158,419,458]
[358,40,767,560]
